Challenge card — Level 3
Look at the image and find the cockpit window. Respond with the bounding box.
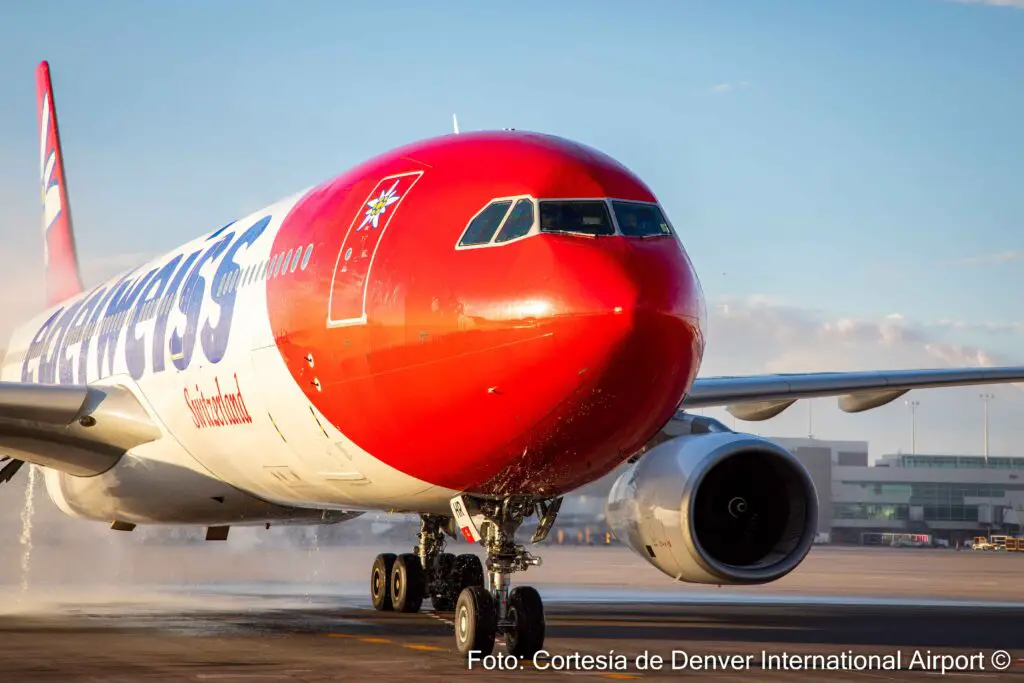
[494,198,535,243]
[459,200,513,246]
[539,200,614,237]
[611,201,672,237]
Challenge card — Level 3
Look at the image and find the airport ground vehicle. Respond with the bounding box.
[970,535,1024,551]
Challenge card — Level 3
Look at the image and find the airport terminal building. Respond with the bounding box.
[773,437,1024,545]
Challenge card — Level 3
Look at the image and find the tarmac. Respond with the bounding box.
[1,544,1023,681]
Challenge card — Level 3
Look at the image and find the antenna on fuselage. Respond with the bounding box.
[453,113,460,134]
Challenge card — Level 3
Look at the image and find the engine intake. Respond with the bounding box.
[606,427,817,585]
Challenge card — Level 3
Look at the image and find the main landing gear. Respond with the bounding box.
[370,514,484,614]
[367,496,561,659]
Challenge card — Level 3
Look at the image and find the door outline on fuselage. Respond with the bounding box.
[326,170,424,328]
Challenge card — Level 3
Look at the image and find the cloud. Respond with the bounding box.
[957,251,1024,266]
[710,81,750,94]
[706,294,1022,372]
[700,295,1024,460]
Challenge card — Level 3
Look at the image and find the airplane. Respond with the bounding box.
[3,60,1024,658]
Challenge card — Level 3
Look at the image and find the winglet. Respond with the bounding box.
[453,113,460,135]
[36,61,84,306]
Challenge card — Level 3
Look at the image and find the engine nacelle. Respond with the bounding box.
[43,455,360,527]
[606,426,818,585]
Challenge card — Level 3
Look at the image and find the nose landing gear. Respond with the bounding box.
[451,495,560,659]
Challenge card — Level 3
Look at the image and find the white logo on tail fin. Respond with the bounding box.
[39,92,62,264]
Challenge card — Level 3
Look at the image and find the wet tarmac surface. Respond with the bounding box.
[1,545,1023,680]
[2,585,1023,681]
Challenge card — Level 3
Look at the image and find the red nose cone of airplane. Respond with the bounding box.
[475,233,706,495]
[268,132,706,497]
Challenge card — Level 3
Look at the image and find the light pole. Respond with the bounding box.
[905,400,919,454]
[980,393,994,466]
[808,400,814,439]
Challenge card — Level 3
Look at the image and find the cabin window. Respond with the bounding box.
[611,201,672,237]
[494,198,535,243]
[270,255,281,278]
[290,248,302,273]
[539,200,614,237]
[301,244,314,270]
[459,200,512,247]
[282,250,294,276]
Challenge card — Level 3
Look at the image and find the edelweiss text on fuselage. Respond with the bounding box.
[20,215,271,384]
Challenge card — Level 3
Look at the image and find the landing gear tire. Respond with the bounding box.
[455,586,497,657]
[504,586,545,658]
[370,553,396,611]
[391,553,426,613]
[430,552,457,611]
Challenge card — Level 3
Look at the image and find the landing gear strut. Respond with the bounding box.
[369,514,484,614]
[452,495,560,659]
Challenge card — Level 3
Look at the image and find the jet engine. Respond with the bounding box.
[605,416,817,585]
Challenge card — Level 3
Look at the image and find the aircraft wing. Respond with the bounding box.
[683,366,1024,421]
[0,381,162,480]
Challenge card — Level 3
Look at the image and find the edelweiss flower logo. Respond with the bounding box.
[358,179,402,230]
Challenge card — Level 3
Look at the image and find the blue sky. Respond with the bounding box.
[2,0,1024,457]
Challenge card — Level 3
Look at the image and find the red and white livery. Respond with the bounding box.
[3,62,1023,657]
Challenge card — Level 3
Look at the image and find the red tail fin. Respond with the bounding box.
[36,61,84,306]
